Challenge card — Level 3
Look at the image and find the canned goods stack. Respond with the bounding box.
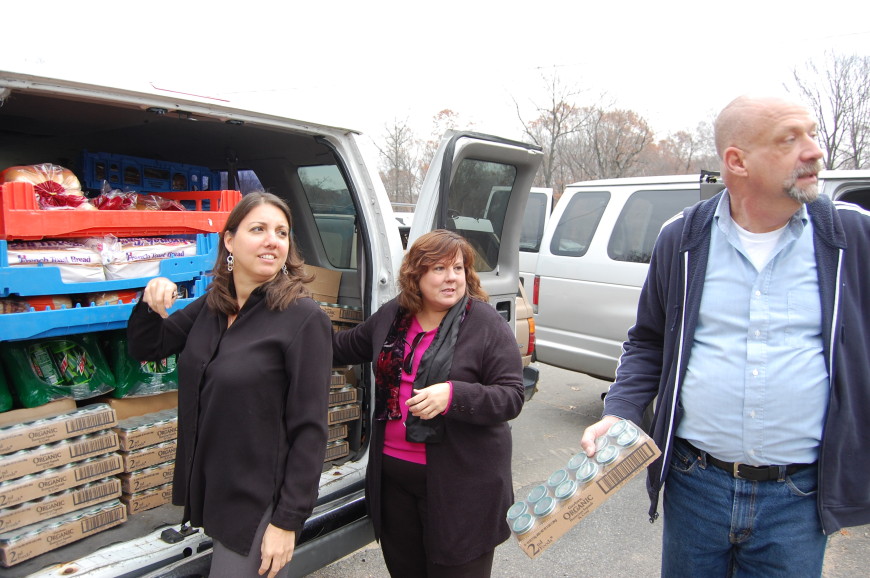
[507,419,660,559]
[113,409,178,516]
[0,404,126,567]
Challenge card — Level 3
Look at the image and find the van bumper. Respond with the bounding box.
[523,364,540,402]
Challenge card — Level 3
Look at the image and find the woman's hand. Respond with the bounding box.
[141,277,178,319]
[408,382,451,419]
[259,524,296,578]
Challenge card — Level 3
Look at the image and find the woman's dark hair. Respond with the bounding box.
[207,192,313,315]
[397,229,488,314]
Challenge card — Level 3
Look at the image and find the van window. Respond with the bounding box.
[550,191,610,257]
[447,159,517,272]
[220,169,265,194]
[607,189,698,263]
[299,165,358,269]
[520,192,548,252]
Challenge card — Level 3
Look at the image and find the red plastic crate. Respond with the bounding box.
[0,182,242,240]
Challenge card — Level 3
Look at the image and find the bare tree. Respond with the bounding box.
[514,71,591,193]
[640,121,718,175]
[790,52,870,170]
[376,118,420,205]
[563,108,654,179]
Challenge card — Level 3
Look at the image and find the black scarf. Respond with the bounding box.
[374,296,471,443]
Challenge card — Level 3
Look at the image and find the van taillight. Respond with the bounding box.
[528,318,535,356]
[533,276,540,313]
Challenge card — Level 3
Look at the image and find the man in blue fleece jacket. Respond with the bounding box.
[581,94,870,577]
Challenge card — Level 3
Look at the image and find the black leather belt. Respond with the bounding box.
[681,439,813,482]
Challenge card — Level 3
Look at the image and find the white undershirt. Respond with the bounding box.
[731,217,787,271]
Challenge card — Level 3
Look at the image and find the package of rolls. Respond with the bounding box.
[0,163,94,211]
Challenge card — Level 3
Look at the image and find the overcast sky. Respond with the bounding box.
[4,1,870,145]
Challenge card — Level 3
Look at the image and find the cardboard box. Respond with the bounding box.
[327,423,348,442]
[0,477,121,533]
[319,304,363,325]
[119,440,177,473]
[324,440,349,462]
[121,483,173,516]
[328,404,360,425]
[511,421,660,559]
[0,499,127,567]
[0,431,119,483]
[113,409,178,451]
[328,387,358,407]
[95,391,178,421]
[0,454,124,509]
[303,265,341,303]
[0,404,117,456]
[329,371,347,389]
[0,399,77,429]
[118,461,175,494]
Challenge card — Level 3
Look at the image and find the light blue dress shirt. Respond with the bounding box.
[676,193,829,465]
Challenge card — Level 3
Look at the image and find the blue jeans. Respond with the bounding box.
[662,439,828,577]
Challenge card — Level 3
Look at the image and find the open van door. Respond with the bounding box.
[408,131,543,332]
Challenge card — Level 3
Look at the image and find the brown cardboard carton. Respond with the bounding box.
[0,399,77,429]
[113,409,178,451]
[511,420,660,559]
[95,391,178,421]
[0,454,124,509]
[118,461,175,494]
[303,265,341,303]
[119,440,177,473]
[319,304,363,325]
[0,431,119,483]
[327,404,360,425]
[0,477,121,533]
[0,499,127,567]
[328,387,358,407]
[0,404,117,456]
[121,483,173,515]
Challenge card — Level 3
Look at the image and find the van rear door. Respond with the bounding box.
[408,131,542,331]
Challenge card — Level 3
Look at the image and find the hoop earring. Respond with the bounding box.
[226,254,234,272]
[281,264,289,275]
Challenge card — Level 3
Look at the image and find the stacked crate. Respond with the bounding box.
[305,265,364,465]
[0,181,240,568]
[0,403,126,567]
[114,409,177,516]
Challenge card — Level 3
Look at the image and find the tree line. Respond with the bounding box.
[377,52,870,205]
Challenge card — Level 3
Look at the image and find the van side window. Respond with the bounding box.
[299,165,358,269]
[607,189,697,263]
[520,193,548,252]
[447,159,517,272]
[550,191,610,257]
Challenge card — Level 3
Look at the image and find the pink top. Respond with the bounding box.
[383,317,452,465]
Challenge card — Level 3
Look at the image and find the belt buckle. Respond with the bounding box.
[732,462,742,478]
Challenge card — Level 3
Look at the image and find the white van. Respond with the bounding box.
[0,70,542,577]
[518,187,553,299]
[532,171,870,382]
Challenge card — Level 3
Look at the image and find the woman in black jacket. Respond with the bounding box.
[333,229,524,577]
[127,192,331,578]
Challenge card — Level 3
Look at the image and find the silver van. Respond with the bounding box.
[0,70,542,577]
[518,187,553,299]
[532,171,870,383]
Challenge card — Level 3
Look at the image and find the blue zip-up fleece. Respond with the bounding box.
[604,191,870,535]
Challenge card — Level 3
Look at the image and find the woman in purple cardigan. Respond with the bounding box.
[333,229,525,577]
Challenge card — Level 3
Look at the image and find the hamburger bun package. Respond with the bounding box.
[0,163,96,210]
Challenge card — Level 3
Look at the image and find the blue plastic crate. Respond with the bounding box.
[81,151,220,194]
[1,234,218,298]
[0,277,212,342]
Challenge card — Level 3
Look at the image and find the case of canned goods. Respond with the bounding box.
[508,419,660,559]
